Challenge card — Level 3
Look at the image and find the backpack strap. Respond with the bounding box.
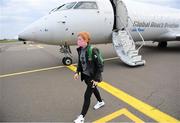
[88,45,104,63]
[98,50,104,63]
[87,45,93,61]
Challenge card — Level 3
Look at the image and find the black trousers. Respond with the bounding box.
[81,75,102,117]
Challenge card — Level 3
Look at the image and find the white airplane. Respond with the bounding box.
[18,0,180,66]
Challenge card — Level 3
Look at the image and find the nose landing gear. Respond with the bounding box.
[60,43,73,66]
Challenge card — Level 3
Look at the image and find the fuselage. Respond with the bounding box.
[18,0,180,45]
[125,0,180,42]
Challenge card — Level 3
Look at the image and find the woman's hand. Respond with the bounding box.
[74,73,79,80]
[91,80,98,88]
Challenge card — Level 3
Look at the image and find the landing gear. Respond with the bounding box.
[158,42,167,48]
[59,43,73,66]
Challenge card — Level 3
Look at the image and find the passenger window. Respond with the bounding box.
[74,2,98,9]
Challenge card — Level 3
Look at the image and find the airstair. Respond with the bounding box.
[112,29,146,66]
[112,0,146,66]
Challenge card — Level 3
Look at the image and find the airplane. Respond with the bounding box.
[18,0,180,66]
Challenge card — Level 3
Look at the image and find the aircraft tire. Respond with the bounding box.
[62,57,72,66]
[158,42,167,48]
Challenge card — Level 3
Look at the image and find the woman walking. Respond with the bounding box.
[74,32,105,123]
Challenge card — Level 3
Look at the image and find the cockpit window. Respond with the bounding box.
[74,1,98,9]
[56,4,65,10]
[50,2,76,13]
[58,2,77,10]
[49,4,64,14]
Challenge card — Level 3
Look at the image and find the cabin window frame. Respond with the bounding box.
[56,2,77,11]
[73,1,99,10]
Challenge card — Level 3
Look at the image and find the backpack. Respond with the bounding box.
[87,45,104,70]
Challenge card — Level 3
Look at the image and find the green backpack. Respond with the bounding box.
[87,45,104,66]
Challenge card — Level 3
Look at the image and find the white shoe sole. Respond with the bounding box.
[94,103,105,110]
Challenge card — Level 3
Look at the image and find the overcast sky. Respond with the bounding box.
[0,0,180,39]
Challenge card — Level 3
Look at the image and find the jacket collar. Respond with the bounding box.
[77,45,90,52]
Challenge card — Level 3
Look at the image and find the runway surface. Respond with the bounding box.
[0,42,179,122]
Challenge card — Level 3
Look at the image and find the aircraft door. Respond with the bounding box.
[116,0,129,30]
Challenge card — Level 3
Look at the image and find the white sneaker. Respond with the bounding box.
[94,100,105,110]
[74,115,84,123]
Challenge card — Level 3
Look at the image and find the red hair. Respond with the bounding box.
[78,32,91,43]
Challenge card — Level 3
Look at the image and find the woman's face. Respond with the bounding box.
[77,36,87,48]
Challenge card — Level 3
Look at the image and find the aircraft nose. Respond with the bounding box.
[18,13,66,44]
[18,31,28,41]
[18,37,26,41]
[18,25,36,42]
[18,15,49,42]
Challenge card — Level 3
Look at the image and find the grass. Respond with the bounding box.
[0,39,18,43]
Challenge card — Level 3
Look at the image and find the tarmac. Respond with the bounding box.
[0,41,180,122]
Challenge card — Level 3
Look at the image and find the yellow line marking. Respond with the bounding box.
[93,108,144,123]
[67,65,77,72]
[67,65,180,123]
[0,57,118,79]
[103,57,119,61]
[66,57,119,71]
[98,82,180,123]
[0,65,66,78]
